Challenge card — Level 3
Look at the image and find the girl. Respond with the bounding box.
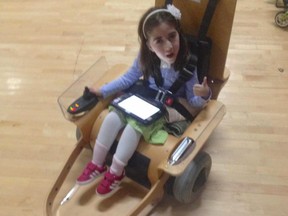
[76,4,211,196]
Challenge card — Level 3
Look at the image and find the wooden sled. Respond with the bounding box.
[45,0,237,215]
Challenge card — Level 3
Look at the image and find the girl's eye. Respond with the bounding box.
[155,39,163,44]
[169,33,177,41]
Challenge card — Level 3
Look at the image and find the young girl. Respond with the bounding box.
[76,4,211,196]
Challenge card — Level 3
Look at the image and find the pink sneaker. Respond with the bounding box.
[76,161,107,185]
[96,170,125,196]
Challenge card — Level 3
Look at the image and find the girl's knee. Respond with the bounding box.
[124,124,141,137]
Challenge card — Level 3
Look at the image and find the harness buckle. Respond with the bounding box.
[155,88,174,106]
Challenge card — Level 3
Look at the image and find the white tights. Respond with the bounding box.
[92,111,141,176]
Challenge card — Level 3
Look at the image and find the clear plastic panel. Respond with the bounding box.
[57,57,108,120]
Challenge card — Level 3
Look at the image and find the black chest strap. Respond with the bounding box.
[125,63,196,121]
[169,63,195,93]
[167,63,196,121]
[154,63,196,121]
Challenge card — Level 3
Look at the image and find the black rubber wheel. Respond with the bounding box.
[165,151,212,203]
[275,11,288,28]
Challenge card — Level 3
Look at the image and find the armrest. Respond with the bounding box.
[158,100,226,176]
[73,64,128,142]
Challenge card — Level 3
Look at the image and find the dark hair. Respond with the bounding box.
[137,7,190,86]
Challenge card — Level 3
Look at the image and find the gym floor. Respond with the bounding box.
[0,0,287,215]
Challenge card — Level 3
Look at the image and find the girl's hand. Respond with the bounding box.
[193,76,210,98]
[88,87,103,97]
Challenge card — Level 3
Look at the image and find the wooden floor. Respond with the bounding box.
[1,0,288,215]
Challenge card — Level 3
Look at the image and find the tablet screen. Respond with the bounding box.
[117,95,160,120]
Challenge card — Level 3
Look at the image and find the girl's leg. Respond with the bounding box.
[92,111,125,166]
[110,124,142,176]
[77,111,124,185]
[96,124,141,196]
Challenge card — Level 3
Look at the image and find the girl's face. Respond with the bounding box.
[146,22,180,65]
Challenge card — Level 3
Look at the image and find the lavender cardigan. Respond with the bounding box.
[100,57,210,108]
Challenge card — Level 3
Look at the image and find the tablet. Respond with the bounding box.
[111,93,164,125]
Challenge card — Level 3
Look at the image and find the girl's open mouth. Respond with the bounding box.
[167,53,174,58]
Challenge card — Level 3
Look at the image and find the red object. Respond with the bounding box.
[165,97,174,106]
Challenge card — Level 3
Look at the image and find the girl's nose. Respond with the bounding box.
[164,40,173,51]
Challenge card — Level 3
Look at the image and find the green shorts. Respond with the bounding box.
[109,106,168,144]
